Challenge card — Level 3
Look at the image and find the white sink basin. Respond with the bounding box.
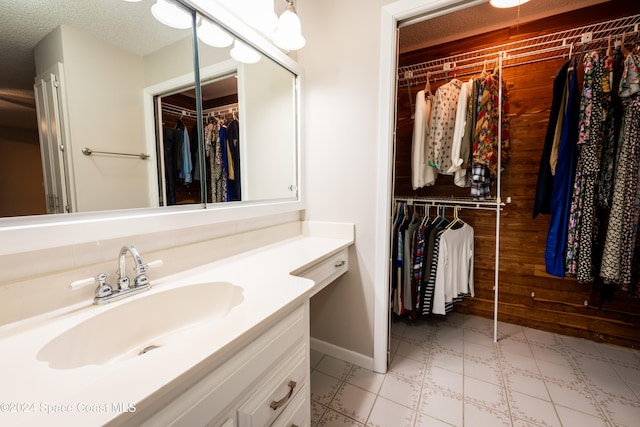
[37,282,244,369]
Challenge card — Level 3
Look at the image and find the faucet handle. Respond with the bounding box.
[145,259,164,270]
[69,273,107,290]
[133,260,163,288]
[69,273,113,298]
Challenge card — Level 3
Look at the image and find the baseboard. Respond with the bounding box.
[310,337,374,371]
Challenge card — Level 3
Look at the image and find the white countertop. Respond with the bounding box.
[0,232,352,427]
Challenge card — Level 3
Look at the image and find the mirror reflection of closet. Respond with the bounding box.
[156,74,239,206]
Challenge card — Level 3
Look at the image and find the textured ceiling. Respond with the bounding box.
[1,0,187,92]
[399,0,610,54]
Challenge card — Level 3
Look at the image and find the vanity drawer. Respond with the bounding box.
[237,345,307,427]
[270,384,308,427]
[301,248,348,297]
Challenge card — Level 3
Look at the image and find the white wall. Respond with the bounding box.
[240,59,297,201]
[297,0,392,363]
[61,25,149,212]
[35,25,150,213]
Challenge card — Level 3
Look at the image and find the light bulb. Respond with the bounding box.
[198,19,233,48]
[151,0,192,30]
[274,9,305,51]
[230,40,261,64]
[489,0,530,8]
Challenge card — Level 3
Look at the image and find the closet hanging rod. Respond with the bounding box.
[398,13,640,86]
[82,147,150,160]
[161,103,198,119]
[395,196,505,211]
[204,103,239,116]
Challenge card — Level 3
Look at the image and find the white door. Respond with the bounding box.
[34,65,72,213]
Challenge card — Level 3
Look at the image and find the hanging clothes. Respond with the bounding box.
[162,127,182,206]
[226,119,241,201]
[597,45,626,209]
[420,215,449,315]
[390,201,475,318]
[404,212,422,312]
[177,124,193,185]
[205,120,227,203]
[600,52,640,287]
[533,60,572,218]
[427,78,463,178]
[545,59,580,278]
[411,89,434,189]
[447,78,473,187]
[432,222,474,315]
[565,51,608,283]
[471,69,511,200]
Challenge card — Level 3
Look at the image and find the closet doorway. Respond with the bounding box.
[155,74,239,207]
[375,0,639,373]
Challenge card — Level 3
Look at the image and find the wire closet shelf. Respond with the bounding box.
[398,13,640,87]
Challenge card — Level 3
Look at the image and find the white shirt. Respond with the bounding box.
[447,79,473,187]
[411,90,434,189]
[432,223,475,315]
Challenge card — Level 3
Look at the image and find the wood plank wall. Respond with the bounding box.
[395,1,640,348]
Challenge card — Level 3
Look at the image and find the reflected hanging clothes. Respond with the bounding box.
[226,119,241,201]
[162,127,182,206]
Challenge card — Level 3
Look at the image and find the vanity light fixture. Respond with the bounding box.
[243,0,279,36]
[230,39,262,64]
[274,0,305,51]
[151,0,193,29]
[490,0,530,8]
[198,19,234,48]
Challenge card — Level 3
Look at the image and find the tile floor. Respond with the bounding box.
[309,312,640,427]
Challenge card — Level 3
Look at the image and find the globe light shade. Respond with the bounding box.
[198,19,233,48]
[274,9,305,51]
[230,40,262,64]
[151,0,192,30]
[243,0,278,36]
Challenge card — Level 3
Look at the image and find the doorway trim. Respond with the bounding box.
[373,0,488,373]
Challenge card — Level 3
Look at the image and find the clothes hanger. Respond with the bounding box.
[618,33,631,56]
[424,71,432,94]
[445,206,465,229]
[434,206,450,228]
[420,205,431,227]
[491,54,500,75]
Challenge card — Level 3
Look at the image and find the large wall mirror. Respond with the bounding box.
[0,0,299,219]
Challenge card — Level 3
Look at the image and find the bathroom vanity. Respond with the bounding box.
[0,222,353,427]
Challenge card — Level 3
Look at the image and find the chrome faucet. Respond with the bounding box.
[117,245,149,291]
[69,245,162,305]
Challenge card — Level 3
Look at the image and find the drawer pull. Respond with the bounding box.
[270,380,297,410]
[334,260,346,267]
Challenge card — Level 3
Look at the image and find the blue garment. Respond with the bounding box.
[218,125,229,201]
[533,60,571,218]
[545,61,580,277]
[177,128,193,184]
